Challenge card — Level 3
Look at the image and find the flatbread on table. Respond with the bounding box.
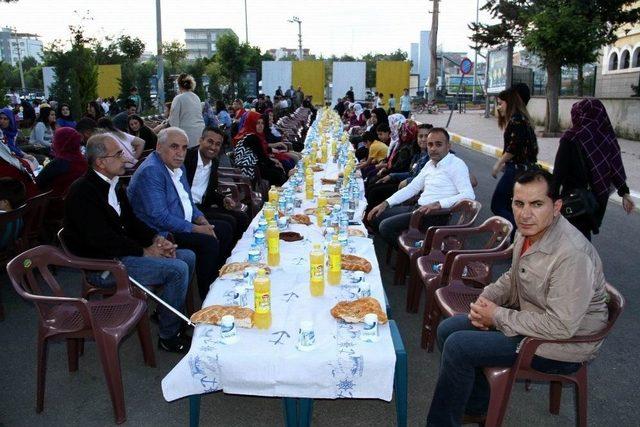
[290,214,312,225]
[330,297,388,324]
[341,254,372,273]
[219,262,270,278]
[190,305,254,328]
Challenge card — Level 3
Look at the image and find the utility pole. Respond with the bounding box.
[472,0,479,102]
[288,17,303,60]
[244,0,249,43]
[427,0,439,102]
[12,28,26,93]
[156,0,165,114]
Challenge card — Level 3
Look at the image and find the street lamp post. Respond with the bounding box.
[12,28,26,93]
[156,0,165,114]
[288,16,303,60]
[244,0,249,43]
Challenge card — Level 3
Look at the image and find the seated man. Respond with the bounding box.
[426,170,609,426]
[184,126,250,242]
[127,127,232,300]
[62,133,195,353]
[367,127,475,247]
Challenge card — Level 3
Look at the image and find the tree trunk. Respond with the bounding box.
[577,64,584,97]
[545,61,561,133]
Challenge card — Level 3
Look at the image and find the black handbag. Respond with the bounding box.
[560,145,598,221]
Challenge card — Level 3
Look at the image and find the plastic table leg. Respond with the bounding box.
[390,320,407,427]
[298,398,314,426]
[384,289,393,319]
[189,394,201,427]
[283,397,298,427]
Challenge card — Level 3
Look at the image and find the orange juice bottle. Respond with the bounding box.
[316,207,325,226]
[327,235,342,285]
[268,186,279,205]
[266,221,280,266]
[317,191,327,210]
[253,268,272,329]
[305,173,314,200]
[264,203,275,222]
[320,142,328,163]
[309,243,325,296]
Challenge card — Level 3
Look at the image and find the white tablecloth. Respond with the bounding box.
[162,137,396,402]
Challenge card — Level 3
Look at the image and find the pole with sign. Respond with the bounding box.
[446,57,473,128]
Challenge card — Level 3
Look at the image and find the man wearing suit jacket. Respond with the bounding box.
[127,127,232,300]
[184,127,250,241]
[63,133,195,353]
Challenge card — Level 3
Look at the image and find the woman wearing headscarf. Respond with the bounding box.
[202,100,219,128]
[127,114,158,151]
[36,127,88,197]
[233,111,287,187]
[168,73,205,147]
[0,137,39,198]
[235,111,295,172]
[263,109,302,165]
[554,98,635,240]
[56,103,76,129]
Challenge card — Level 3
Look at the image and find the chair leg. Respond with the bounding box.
[66,339,79,372]
[95,335,127,424]
[406,263,422,313]
[78,338,85,356]
[549,381,562,415]
[424,300,441,353]
[575,367,588,427]
[420,292,431,350]
[393,251,408,286]
[136,314,157,367]
[282,398,298,427]
[36,333,48,413]
[484,372,514,427]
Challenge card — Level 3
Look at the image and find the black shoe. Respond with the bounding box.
[150,309,159,324]
[158,334,191,354]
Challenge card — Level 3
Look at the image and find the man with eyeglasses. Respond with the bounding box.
[127,127,233,302]
[367,127,476,247]
[62,133,195,353]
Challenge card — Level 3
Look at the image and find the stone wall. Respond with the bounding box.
[528,96,640,140]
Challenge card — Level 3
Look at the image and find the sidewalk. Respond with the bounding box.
[414,110,640,207]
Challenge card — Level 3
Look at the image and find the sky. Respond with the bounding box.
[3,0,493,60]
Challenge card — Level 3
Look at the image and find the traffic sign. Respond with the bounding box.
[460,57,473,75]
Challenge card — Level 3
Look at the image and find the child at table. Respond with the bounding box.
[357,128,389,179]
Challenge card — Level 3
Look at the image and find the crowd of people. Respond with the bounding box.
[0,75,637,424]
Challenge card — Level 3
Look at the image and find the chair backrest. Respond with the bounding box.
[57,227,71,254]
[450,199,482,226]
[21,190,53,247]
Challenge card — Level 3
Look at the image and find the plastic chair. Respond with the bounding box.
[435,246,514,319]
[415,216,513,350]
[6,245,156,424]
[482,283,624,427]
[398,200,481,311]
[0,204,28,320]
[21,190,52,248]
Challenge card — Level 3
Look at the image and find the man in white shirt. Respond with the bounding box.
[400,88,412,119]
[367,127,475,246]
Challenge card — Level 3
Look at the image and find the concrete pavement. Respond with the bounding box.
[414,109,640,208]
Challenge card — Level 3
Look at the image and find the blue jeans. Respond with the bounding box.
[120,249,195,339]
[426,315,581,426]
[490,162,519,228]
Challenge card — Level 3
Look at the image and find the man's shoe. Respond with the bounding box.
[461,413,486,425]
[158,334,190,354]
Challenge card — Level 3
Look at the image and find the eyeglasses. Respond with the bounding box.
[100,150,124,159]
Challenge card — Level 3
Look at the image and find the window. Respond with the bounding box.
[633,47,640,68]
[608,52,618,71]
[620,50,630,69]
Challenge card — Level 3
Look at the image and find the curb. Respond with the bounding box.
[449,132,640,212]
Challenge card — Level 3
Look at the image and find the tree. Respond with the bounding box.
[162,40,187,69]
[471,0,640,133]
[44,26,98,117]
[214,33,246,99]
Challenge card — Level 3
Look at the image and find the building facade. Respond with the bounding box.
[266,47,311,60]
[0,27,43,66]
[184,28,236,60]
[596,3,640,98]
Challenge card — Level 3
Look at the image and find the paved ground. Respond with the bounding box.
[414,110,640,205]
[1,144,640,426]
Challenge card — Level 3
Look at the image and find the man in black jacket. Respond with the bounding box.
[63,133,195,353]
[184,127,250,241]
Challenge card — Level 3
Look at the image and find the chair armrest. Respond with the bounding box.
[448,246,514,282]
[60,254,132,295]
[218,182,240,203]
[408,206,453,230]
[28,294,93,326]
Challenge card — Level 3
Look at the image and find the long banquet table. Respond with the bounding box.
[161,117,407,427]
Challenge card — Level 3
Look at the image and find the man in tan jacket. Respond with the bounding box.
[427,169,609,426]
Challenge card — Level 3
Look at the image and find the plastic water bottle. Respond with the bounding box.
[248,244,261,263]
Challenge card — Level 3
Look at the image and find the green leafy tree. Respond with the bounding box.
[162,40,187,69]
[471,0,640,133]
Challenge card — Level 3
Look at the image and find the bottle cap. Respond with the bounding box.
[257,268,266,276]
